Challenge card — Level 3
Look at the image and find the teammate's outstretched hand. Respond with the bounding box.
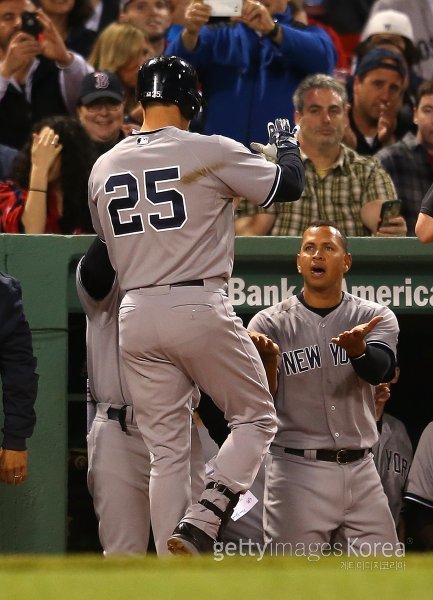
[248,331,280,395]
[330,315,384,358]
[249,331,280,358]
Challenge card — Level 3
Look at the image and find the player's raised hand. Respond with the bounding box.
[331,315,384,358]
[250,120,300,161]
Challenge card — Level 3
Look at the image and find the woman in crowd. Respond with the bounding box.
[87,22,154,124]
[0,116,96,234]
[36,0,96,57]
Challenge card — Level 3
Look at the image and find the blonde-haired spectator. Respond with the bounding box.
[88,21,154,123]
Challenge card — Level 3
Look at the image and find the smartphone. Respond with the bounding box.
[21,11,43,39]
[379,200,402,227]
[206,0,242,17]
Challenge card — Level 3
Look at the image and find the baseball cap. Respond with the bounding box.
[355,48,406,80]
[79,72,124,105]
[361,10,415,44]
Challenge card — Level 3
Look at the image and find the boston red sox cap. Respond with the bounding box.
[355,48,407,80]
[79,71,124,105]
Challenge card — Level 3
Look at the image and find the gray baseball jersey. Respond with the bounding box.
[249,292,399,551]
[88,126,281,552]
[88,128,280,290]
[404,421,433,509]
[248,292,399,450]
[373,413,413,524]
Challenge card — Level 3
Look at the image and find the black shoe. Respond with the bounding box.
[167,521,215,555]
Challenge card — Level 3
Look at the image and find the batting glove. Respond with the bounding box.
[250,119,300,162]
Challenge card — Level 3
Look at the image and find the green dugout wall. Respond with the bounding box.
[0,234,433,553]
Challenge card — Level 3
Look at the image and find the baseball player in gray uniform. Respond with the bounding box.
[404,421,433,549]
[373,377,413,534]
[77,237,204,554]
[88,55,304,555]
[248,221,400,555]
[76,242,151,555]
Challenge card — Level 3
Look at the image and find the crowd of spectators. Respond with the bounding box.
[1,0,432,236]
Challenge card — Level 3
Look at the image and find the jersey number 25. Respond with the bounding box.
[106,168,187,236]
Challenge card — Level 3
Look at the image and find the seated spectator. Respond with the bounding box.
[236,74,406,237]
[352,10,422,137]
[367,0,433,82]
[375,80,433,236]
[165,0,337,147]
[356,9,421,91]
[345,47,407,155]
[87,21,153,123]
[404,421,433,550]
[0,144,17,181]
[76,71,126,156]
[0,3,93,149]
[119,0,172,55]
[0,115,96,233]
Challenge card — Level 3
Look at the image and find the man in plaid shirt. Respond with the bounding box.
[236,74,407,237]
[375,80,433,236]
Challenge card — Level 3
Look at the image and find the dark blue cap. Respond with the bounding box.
[355,48,406,80]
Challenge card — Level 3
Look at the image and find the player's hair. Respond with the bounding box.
[306,219,349,252]
[12,116,97,234]
[293,74,348,113]
[415,79,433,107]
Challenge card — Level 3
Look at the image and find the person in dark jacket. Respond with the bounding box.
[0,272,38,486]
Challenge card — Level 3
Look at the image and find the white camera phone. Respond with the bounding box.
[206,0,242,17]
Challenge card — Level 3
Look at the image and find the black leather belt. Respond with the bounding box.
[171,279,204,287]
[107,406,129,433]
[284,447,371,464]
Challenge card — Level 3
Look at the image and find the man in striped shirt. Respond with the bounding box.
[236,73,407,237]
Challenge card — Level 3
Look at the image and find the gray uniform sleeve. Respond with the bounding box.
[404,422,433,509]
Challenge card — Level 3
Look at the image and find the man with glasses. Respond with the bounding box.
[77,71,127,158]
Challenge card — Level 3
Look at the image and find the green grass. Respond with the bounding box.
[0,554,432,599]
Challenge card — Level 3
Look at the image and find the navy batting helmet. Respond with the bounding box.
[136,56,201,120]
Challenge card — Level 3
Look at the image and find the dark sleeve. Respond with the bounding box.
[420,184,433,217]
[404,501,433,551]
[0,274,38,450]
[80,237,116,300]
[349,342,395,386]
[196,392,230,448]
[272,146,305,203]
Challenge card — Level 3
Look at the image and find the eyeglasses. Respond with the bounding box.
[85,101,123,113]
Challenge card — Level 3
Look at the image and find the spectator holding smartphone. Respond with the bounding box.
[165,0,337,147]
[0,1,92,150]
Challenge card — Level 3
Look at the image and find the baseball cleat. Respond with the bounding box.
[167,521,215,555]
